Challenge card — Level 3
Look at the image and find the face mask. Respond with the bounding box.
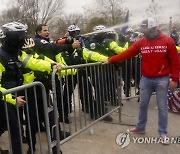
[140,27,159,40]
[5,31,27,50]
[69,30,80,37]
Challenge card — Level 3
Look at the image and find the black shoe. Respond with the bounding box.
[22,119,26,125]
[0,149,9,154]
[137,97,140,102]
[59,117,71,124]
[131,81,135,87]
[52,147,63,154]
[102,115,113,122]
[90,114,98,120]
[22,135,28,144]
[125,94,130,97]
[40,122,46,132]
[59,131,71,140]
[27,146,35,154]
[136,90,140,95]
[82,108,89,113]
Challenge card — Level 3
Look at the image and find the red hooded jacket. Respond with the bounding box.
[109,31,179,82]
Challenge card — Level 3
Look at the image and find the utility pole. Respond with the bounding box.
[169,17,172,36]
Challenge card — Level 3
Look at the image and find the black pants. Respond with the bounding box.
[0,102,22,154]
[91,65,118,115]
[132,57,141,89]
[62,70,98,119]
[25,85,58,150]
[122,59,132,97]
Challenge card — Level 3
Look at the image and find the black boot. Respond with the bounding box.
[59,131,71,140]
[0,149,9,154]
[39,122,46,132]
[102,115,113,122]
[22,135,28,144]
[27,145,35,154]
[52,146,63,154]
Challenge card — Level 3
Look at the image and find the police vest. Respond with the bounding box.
[86,41,116,58]
[61,48,85,66]
[0,49,23,89]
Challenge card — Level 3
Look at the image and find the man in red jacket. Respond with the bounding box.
[103,17,179,144]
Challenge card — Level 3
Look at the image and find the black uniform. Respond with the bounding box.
[0,47,23,154]
[86,35,119,115]
[60,48,98,120]
[34,34,73,61]
[33,34,70,153]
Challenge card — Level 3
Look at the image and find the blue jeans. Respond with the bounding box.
[136,75,169,135]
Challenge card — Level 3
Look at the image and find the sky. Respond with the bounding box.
[62,0,179,24]
[0,0,179,24]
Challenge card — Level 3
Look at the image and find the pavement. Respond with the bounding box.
[0,95,179,154]
[61,96,180,154]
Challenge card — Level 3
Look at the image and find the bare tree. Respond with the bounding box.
[84,0,126,26]
[85,17,107,32]
[50,13,85,39]
[176,0,180,25]
[146,0,162,24]
[0,0,65,35]
[0,6,21,24]
[37,0,64,24]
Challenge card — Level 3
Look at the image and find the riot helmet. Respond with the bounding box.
[1,21,28,51]
[105,28,118,41]
[93,25,106,31]
[68,24,80,37]
[92,25,107,43]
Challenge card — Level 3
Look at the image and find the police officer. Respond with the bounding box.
[20,37,65,154]
[86,25,127,120]
[55,24,108,121]
[0,22,28,154]
[0,22,63,154]
[34,24,80,60]
[33,24,80,124]
[170,25,179,46]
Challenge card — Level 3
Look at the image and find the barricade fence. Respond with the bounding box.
[0,57,179,153]
[0,82,59,154]
[120,56,141,100]
[51,62,123,146]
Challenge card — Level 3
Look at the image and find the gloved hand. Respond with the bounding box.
[102,38,112,48]
[65,36,74,44]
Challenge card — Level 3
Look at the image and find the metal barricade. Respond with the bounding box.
[51,62,123,146]
[0,82,56,154]
[122,55,180,101]
[121,56,141,101]
[121,54,180,100]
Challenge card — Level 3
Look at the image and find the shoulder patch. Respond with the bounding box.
[90,43,96,50]
[40,40,49,44]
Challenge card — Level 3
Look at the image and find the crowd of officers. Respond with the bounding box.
[0,21,179,154]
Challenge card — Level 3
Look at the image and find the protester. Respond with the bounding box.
[103,17,179,144]
[170,25,179,46]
